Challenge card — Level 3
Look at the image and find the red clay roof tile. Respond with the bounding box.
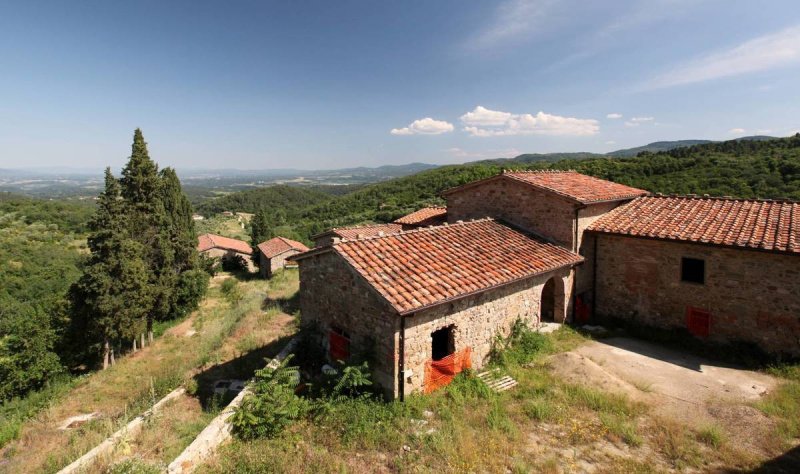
[393,206,447,226]
[443,170,648,204]
[197,233,252,255]
[257,236,310,258]
[333,218,583,314]
[587,196,800,255]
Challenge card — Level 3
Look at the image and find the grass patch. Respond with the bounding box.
[0,374,79,447]
[696,424,726,448]
[600,413,642,447]
[756,379,800,441]
[651,418,702,469]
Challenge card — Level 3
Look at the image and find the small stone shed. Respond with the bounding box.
[586,195,800,356]
[197,233,256,272]
[312,223,403,248]
[294,219,583,399]
[256,236,310,278]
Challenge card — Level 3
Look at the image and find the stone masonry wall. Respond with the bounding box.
[261,249,301,278]
[402,269,573,397]
[445,177,578,249]
[297,251,399,396]
[595,234,800,356]
[575,201,627,296]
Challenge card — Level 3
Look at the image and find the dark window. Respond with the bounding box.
[431,326,455,361]
[681,257,705,284]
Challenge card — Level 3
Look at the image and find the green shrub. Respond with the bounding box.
[231,356,308,439]
[220,278,243,306]
[491,320,553,366]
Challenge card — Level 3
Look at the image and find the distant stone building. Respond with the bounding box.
[312,223,403,247]
[256,236,309,278]
[393,206,447,230]
[294,170,800,400]
[197,233,256,272]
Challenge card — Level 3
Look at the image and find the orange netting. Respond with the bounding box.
[423,347,472,393]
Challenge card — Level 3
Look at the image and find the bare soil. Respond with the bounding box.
[550,336,780,457]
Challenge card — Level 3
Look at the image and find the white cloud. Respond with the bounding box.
[390,117,454,136]
[647,25,800,89]
[446,147,521,159]
[605,140,616,145]
[468,0,559,50]
[606,113,623,119]
[728,128,746,134]
[624,117,654,127]
[460,105,599,137]
[756,129,773,135]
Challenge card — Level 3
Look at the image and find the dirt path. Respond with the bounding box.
[550,336,781,457]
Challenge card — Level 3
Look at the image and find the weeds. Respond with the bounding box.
[600,413,642,447]
[696,424,726,448]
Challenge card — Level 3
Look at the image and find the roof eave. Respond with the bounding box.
[586,230,800,257]
[397,258,584,316]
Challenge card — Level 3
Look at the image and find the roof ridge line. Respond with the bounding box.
[646,194,799,204]
[336,217,494,245]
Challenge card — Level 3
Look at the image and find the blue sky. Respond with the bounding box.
[1,0,800,170]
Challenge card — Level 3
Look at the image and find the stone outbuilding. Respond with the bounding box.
[197,233,256,272]
[256,236,310,278]
[586,195,800,356]
[294,218,583,399]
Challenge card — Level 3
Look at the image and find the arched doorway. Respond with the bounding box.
[540,278,556,322]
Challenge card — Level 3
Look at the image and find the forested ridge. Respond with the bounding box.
[207,135,800,244]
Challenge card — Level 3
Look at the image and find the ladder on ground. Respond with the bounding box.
[476,368,518,392]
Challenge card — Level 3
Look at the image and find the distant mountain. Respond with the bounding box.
[475,152,604,166]
[608,136,778,157]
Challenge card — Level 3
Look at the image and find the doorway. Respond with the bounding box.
[431,325,455,361]
[540,278,556,322]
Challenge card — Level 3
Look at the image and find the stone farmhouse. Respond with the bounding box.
[197,233,256,272]
[293,170,800,400]
[256,236,309,278]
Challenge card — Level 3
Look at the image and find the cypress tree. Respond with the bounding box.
[250,208,272,247]
[70,169,152,368]
[120,129,174,342]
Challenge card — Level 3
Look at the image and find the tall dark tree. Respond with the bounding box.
[250,208,272,246]
[120,129,174,342]
[160,167,207,317]
[69,169,151,368]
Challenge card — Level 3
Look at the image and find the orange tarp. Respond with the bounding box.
[423,347,472,393]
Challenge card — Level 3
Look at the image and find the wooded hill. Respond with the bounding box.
[203,135,800,244]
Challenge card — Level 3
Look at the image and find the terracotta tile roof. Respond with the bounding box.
[587,196,800,255]
[443,170,648,204]
[333,218,583,314]
[197,233,253,255]
[315,223,404,241]
[393,206,447,227]
[257,236,310,258]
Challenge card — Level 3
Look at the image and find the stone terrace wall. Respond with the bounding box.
[595,234,800,356]
[445,177,577,249]
[402,269,572,397]
[297,251,399,396]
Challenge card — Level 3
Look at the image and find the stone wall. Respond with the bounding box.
[260,249,301,278]
[297,251,399,396]
[402,269,573,397]
[445,177,578,249]
[594,234,800,356]
[575,201,626,296]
